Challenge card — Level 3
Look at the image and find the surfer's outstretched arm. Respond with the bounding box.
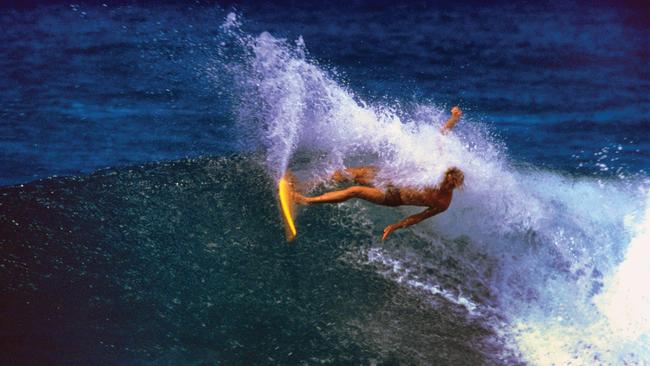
[441,106,462,134]
[382,207,443,240]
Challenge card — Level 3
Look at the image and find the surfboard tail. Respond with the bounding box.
[278,171,298,242]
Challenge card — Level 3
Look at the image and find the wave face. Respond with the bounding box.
[1,156,507,365]
[218,14,650,364]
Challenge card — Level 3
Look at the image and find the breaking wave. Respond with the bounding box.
[217,13,650,364]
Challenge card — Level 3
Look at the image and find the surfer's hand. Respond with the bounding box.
[382,224,397,240]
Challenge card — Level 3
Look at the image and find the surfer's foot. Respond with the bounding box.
[293,192,309,205]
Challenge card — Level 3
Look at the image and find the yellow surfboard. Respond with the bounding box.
[278,172,298,241]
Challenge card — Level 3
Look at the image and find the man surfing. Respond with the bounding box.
[292,106,464,240]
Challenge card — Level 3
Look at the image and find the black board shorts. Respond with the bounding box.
[383,185,403,206]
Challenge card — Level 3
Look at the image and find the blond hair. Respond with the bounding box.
[444,167,464,188]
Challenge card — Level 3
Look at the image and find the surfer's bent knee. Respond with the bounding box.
[332,170,351,183]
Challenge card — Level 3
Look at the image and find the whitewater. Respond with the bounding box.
[216,13,650,365]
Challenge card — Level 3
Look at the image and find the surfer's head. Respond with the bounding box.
[443,167,464,189]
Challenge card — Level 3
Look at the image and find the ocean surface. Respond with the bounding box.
[1,2,650,365]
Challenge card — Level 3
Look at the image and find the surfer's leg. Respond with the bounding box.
[331,166,378,185]
[299,186,386,205]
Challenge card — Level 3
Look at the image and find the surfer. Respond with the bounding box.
[293,107,464,240]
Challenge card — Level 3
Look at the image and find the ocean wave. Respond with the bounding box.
[220,13,650,364]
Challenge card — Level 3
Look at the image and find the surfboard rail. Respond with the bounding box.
[278,173,297,241]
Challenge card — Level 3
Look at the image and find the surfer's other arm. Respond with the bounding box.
[441,106,462,134]
[382,206,443,240]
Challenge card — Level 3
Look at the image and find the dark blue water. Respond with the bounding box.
[2,2,650,365]
[1,2,648,186]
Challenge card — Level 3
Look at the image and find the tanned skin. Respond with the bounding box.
[294,106,464,240]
